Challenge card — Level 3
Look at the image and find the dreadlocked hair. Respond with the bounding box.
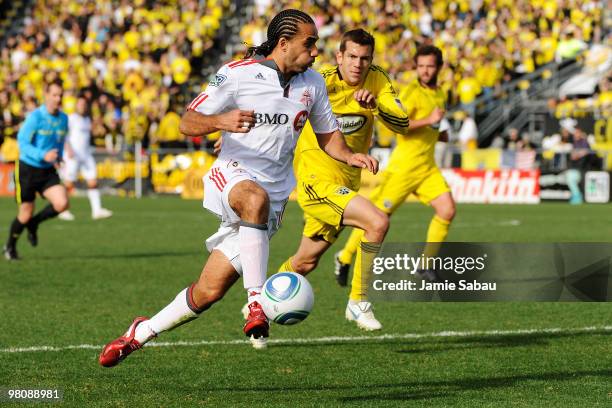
[245,9,314,59]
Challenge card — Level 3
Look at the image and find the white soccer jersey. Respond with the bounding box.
[67,113,92,158]
[188,58,338,202]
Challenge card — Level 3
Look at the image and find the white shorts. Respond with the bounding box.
[203,159,287,274]
[64,154,97,182]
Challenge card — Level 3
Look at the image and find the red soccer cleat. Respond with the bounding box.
[98,317,149,367]
[243,301,269,340]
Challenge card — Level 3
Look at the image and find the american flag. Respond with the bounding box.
[500,150,536,169]
[515,150,536,169]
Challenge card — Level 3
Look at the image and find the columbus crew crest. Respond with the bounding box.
[336,187,351,196]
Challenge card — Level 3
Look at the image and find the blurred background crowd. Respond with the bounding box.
[243,0,605,112]
[1,0,230,161]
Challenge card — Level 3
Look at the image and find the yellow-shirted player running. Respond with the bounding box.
[337,45,454,283]
[277,31,444,331]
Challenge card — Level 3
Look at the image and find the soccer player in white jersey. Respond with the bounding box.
[99,9,382,367]
[59,96,112,220]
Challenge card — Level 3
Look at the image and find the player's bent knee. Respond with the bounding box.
[246,191,269,212]
[231,182,270,222]
[53,200,69,213]
[368,209,389,238]
[437,205,456,222]
[17,213,33,224]
[239,192,270,222]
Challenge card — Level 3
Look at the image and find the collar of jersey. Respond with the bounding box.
[41,104,64,118]
[257,57,292,89]
[416,79,440,93]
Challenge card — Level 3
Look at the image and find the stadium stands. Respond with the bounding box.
[0,1,610,202]
[241,0,605,108]
[0,0,231,154]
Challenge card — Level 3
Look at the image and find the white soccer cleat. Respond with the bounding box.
[58,211,75,221]
[92,208,113,220]
[249,334,268,350]
[345,300,382,331]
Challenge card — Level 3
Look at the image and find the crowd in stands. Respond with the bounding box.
[550,68,612,119]
[1,0,229,162]
[244,0,605,115]
[0,0,609,167]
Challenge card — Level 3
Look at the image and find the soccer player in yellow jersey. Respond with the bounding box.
[277,31,443,331]
[337,45,454,284]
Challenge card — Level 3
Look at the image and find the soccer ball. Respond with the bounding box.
[261,272,314,325]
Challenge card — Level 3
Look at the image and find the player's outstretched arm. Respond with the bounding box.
[179,109,255,137]
[407,107,445,131]
[376,76,444,135]
[316,130,379,174]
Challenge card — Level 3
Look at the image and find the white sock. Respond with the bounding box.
[135,287,200,344]
[87,188,102,214]
[133,321,157,345]
[247,287,262,304]
[239,224,269,292]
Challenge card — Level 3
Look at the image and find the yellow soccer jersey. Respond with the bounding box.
[392,79,447,175]
[296,65,409,190]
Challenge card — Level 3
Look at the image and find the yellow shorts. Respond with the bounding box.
[297,178,358,243]
[370,167,450,213]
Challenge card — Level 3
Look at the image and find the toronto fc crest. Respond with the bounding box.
[300,89,313,107]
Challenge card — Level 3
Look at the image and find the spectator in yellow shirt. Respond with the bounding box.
[457,70,482,116]
[170,55,191,86]
[155,106,185,149]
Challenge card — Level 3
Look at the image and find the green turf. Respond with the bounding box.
[0,197,611,407]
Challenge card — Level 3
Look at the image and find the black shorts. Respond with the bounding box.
[15,161,61,204]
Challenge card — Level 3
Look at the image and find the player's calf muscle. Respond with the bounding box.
[191,285,224,310]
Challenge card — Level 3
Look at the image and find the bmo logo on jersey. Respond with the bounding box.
[254,112,289,126]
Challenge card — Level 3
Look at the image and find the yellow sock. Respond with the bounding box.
[423,215,451,258]
[349,238,381,302]
[339,228,364,265]
[278,257,296,273]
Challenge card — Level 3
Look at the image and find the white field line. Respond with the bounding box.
[0,219,523,233]
[1,325,610,354]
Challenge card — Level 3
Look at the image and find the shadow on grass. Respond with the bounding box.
[336,369,612,402]
[392,330,604,354]
[182,330,611,401]
[269,328,610,353]
[28,250,203,261]
[197,369,610,402]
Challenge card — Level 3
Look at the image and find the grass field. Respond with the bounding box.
[0,196,611,407]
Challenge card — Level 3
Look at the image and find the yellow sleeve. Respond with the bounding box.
[374,72,410,135]
[398,83,418,116]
